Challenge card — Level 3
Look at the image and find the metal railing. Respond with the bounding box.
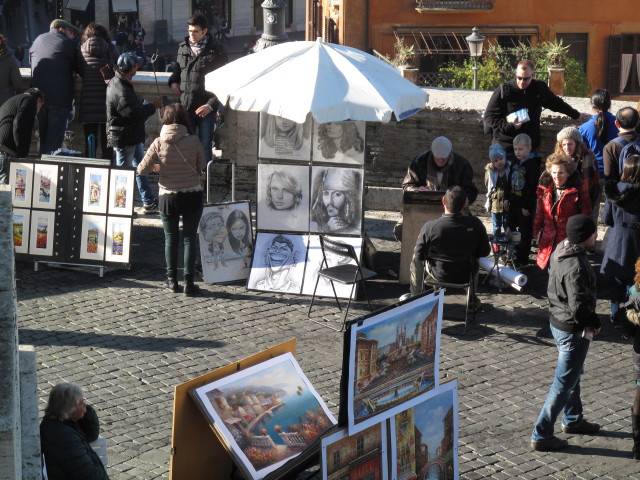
[418,70,549,88]
[414,0,494,11]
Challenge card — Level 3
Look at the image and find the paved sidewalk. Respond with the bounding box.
[15,195,640,479]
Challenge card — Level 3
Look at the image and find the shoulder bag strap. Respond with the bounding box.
[173,142,199,175]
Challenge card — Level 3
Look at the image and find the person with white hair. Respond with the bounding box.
[40,383,109,479]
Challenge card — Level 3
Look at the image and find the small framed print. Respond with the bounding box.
[80,215,107,261]
[32,164,59,209]
[12,208,31,254]
[9,162,33,207]
[29,210,56,256]
[108,169,135,216]
[105,216,132,263]
[83,167,110,213]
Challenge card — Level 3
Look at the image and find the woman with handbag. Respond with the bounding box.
[137,103,205,295]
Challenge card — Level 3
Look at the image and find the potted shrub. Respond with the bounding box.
[543,40,569,95]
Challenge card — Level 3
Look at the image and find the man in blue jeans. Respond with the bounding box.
[106,53,162,213]
[531,214,601,451]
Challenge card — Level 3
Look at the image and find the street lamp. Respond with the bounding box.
[466,27,486,90]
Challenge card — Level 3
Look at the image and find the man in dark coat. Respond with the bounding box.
[603,106,639,182]
[106,52,162,212]
[40,383,109,479]
[484,59,589,157]
[0,88,44,184]
[169,13,227,164]
[29,19,79,155]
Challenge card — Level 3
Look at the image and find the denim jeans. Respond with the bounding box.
[160,207,203,277]
[531,324,591,441]
[38,105,71,155]
[491,212,507,236]
[188,110,215,164]
[114,143,155,206]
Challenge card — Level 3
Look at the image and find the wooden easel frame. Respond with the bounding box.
[170,338,297,479]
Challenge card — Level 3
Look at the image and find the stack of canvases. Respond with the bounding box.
[240,113,367,297]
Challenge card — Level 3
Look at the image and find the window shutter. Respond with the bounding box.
[608,36,622,94]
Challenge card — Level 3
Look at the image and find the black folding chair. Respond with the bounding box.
[423,252,476,334]
[308,236,377,331]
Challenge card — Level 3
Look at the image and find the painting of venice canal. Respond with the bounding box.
[196,353,336,479]
[349,293,441,432]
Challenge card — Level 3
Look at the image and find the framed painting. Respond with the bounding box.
[389,380,459,480]
[346,290,443,434]
[83,167,110,214]
[256,163,310,232]
[108,169,135,216]
[199,201,254,283]
[32,163,58,209]
[259,113,312,161]
[79,214,107,261]
[309,166,363,236]
[312,121,366,166]
[9,162,33,208]
[300,235,362,299]
[29,210,56,256]
[12,208,31,254]
[190,352,337,480]
[105,216,132,263]
[247,233,308,294]
[321,422,387,480]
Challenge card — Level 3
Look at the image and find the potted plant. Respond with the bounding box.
[543,39,569,95]
[385,38,419,84]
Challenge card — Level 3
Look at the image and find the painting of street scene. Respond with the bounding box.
[10,162,33,207]
[391,380,458,480]
[347,291,443,433]
[109,170,135,216]
[38,168,53,203]
[321,423,387,480]
[192,353,336,480]
[14,168,27,202]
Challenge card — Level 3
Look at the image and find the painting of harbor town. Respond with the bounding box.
[390,380,458,480]
[347,291,443,434]
[191,353,337,480]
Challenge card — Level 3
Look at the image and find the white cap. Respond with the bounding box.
[431,136,452,158]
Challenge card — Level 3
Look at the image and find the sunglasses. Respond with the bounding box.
[516,76,532,81]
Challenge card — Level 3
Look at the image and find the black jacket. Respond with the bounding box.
[485,78,580,152]
[77,36,118,124]
[547,240,599,333]
[414,213,490,283]
[508,155,541,212]
[40,404,109,480]
[106,72,156,148]
[0,93,39,157]
[168,33,227,113]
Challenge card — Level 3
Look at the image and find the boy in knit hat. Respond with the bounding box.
[484,143,510,235]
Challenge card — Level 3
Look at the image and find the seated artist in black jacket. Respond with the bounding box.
[409,186,490,307]
[40,383,109,480]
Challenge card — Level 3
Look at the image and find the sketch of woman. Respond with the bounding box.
[266,171,302,212]
[310,168,362,234]
[316,122,364,160]
[257,164,309,232]
[226,209,253,261]
[199,212,228,269]
[260,113,311,160]
[255,234,300,292]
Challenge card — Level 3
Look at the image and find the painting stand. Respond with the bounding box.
[170,338,296,480]
[206,156,236,203]
[34,261,112,278]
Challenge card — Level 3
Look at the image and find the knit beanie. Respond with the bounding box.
[431,136,452,158]
[556,127,582,144]
[489,144,506,162]
[566,214,596,244]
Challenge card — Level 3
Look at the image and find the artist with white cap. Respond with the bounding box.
[395,136,478,240]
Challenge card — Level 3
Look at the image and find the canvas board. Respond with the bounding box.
[259,113,312,161]
[300,235,362,298]
[9,162,33,208]
[347,290,443,434]
[309,166,363,235]
[79,214,107,261]
[199,201,253,283]
[32,164,58,209]
[108,169,135,216]
[312,121,366,166]
[29,210,55,256]
[83,167,110,214]
[256,163,310,232]
[321,422,387,480]
[190,352,337,480]
[247,233,308,294]
[389,380,459,480]
[12,208,31,254]
[105,216,132,263]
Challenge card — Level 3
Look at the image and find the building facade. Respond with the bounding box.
[307,0,640,97]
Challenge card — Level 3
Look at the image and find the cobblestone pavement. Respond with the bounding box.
[15,197,640,479]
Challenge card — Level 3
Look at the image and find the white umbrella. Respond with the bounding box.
[204,38,428,124]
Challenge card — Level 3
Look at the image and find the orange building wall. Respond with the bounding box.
[315,0,640,95]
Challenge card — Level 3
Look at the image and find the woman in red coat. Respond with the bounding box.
[534,154,592,269]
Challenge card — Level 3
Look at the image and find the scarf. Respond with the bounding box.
[425,152,452,191]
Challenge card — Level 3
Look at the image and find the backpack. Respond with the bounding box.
[619,137,640,174]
